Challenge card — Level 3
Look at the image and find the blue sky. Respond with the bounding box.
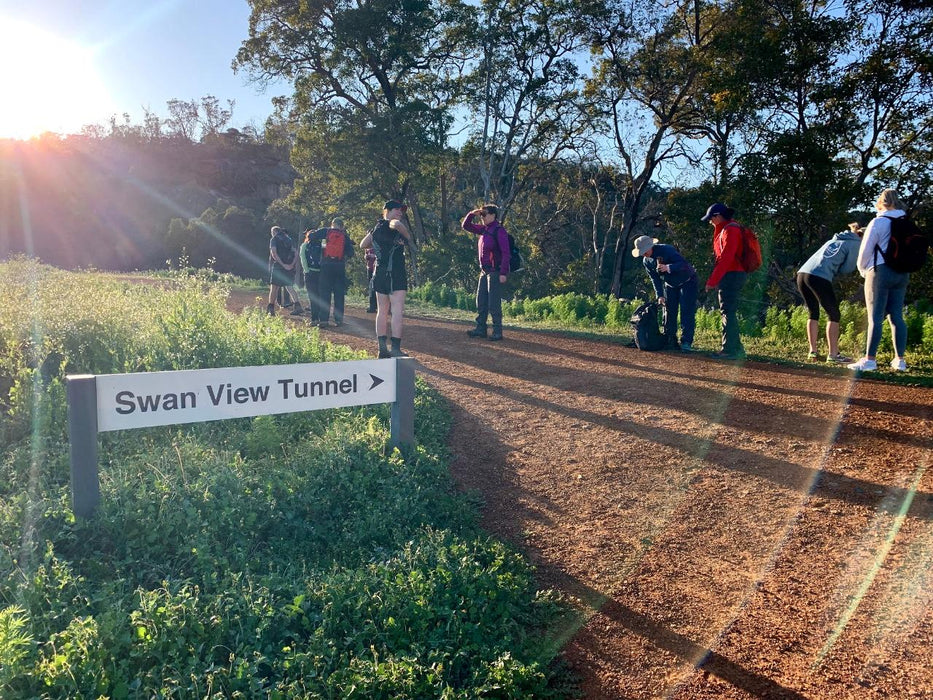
[0,0,287,138]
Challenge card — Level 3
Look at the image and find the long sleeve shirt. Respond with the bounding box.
[461,213,511,276]
[856,209,905,276]
[706,220,745,288]
[643,243,697,299]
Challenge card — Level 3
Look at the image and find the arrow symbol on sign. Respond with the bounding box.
[369,374,384,390]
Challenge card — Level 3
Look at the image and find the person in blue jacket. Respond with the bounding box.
[631,235,698,351]
[796,222,863,363]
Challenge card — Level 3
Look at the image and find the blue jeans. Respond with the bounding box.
[717,271,746,354]
[665,278,697,346]
[864,265,909,357]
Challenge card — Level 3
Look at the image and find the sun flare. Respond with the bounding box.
[0,18,115,139]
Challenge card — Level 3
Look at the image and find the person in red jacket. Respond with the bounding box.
[461,204,511,341]
[702,202,747,359]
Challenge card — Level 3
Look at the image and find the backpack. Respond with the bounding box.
[729,223,762,273]
[876,215,929,273]
[493,229,524,273]
[323,228,346,261]
[274,231,296,265]
[506,233,524,273]
[630,301,666,351]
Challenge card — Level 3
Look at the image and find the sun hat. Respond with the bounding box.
[631,235,659,257]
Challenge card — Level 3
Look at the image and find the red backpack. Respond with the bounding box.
[322,228,346,260]
[727,222,762,273]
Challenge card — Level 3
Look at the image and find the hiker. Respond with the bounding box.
[267,226,304,316]
[631,234,698,352]
[299,227,326,324]
[360,200,414,358]
[702,202,746,359]
[313,217,354,327]
[848,189,911,372]
[365,245,378,313]
[796,223,863,364]
[461,204,511,341]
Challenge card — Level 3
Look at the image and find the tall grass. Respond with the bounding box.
[0,258,564,698]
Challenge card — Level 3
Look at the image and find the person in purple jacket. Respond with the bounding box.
[462,204,511,341]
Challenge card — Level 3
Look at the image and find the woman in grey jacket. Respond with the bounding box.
[796,222,862,363]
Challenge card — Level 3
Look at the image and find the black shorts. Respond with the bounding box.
[269,263,294,287]
[372,264,407,294]
[796,272,839,322]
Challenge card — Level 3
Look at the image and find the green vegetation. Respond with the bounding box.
[407,285,933,380]
[0,260,564,697]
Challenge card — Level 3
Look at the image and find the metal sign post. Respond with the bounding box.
[66,358,416,519]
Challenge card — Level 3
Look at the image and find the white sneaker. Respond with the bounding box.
[847,357,877,371]
[890,357,907,371]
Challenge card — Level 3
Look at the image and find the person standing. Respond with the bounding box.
[631,235,698,351]
[299,227,326,324]
[315,217,354,327]
[461,204,511,341]
[365,246,378,313]
[796,223,863,363]
[702,202,746,359]
[360,200,413,358]
[267,226,304,316]
[847,189,911,372]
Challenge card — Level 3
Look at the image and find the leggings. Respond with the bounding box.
[796,272,839,322]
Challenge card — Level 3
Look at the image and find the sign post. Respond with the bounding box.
[66,358,415,518]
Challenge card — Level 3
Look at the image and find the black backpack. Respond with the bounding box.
[274,231,296,265]
[876,215,929,273]
[630,301,666,351]
[506,233,524,273]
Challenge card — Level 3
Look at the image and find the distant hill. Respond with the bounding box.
[0,133,295,274]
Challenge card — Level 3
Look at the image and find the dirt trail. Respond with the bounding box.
[231,293,933,699]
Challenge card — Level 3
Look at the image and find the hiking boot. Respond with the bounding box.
[489,330,503,341]
[266,303,275,316]
[807,351,819,361]
[390,348,409,357]
[846,357,877,371]
[377,349,392,359]
[467,327,488,338]
[890,357,907,371]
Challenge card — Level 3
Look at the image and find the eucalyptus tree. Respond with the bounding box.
[582,0,710,297]
[457,0,587,219]
[234,0,472,246]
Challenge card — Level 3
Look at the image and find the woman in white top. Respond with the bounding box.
[847,188,911,372]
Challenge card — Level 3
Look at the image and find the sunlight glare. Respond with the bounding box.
[0,18,115,139]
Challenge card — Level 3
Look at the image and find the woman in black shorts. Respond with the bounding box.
[360,200,414,358]
[796,222,863,363]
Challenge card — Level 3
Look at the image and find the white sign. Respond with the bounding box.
[96,359,397,432]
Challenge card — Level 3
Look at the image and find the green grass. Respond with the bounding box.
[396,285,933,384]
[0,258,568,698]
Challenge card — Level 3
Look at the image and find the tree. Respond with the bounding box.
[234,0,472,246]
[459,0,587,218]
[582,0,710,297]
[165,99,200,142]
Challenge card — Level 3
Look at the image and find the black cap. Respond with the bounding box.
[384,200,407,212]
[701,202,732,221]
